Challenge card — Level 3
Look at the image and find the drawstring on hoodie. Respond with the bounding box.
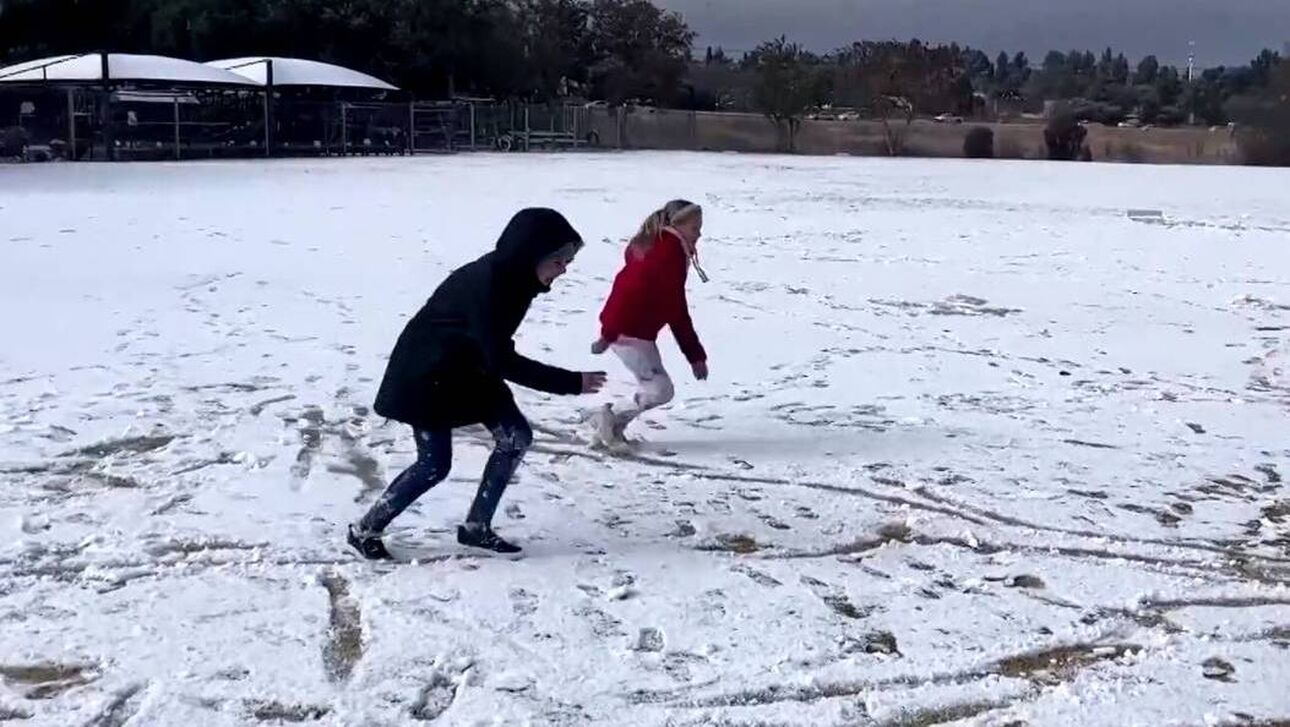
[689,250,710,283]
[664,226,710,283]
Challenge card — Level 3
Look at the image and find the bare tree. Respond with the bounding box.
[834,39,970,155]
[746,36,825,152]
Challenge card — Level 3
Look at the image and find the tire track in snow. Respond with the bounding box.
[631,640,1139,709]
[516,427,1290,578]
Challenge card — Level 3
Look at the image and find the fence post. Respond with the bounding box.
[67,88,76,161]
[408,101,415,155]
[173,96,181,160]
[100,52,115,161]
[445,106,454,152]
[341,102,348,156]
[264,59,274,157]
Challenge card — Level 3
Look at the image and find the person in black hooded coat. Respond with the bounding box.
[349,208,606,559]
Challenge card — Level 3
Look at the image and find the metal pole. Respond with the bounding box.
[264,59,274,157]
[470,103,477,150]
[100,52,115,161]
[445,107,453,153]
[341,102,348,155]
[67,87,76,161]
[408,100,415,155]
[1187,41,1196,126]
[263,90,270,156]
[174,96,181,160]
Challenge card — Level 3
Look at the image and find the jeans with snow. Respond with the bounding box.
[358,402,533,533]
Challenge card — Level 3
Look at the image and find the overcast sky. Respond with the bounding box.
[657,0,1290,67]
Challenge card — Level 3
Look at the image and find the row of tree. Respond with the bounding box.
[735,36,1286,158]
[734,38,1284,127]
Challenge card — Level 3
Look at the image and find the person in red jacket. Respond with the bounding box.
[590,199,709,445]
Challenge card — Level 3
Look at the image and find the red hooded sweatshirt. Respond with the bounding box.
[598,228,706,363]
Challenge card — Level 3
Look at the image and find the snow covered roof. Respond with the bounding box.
[207,58,398,91]
[0,53,261,86]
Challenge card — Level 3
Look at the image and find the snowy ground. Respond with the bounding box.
[1,153,1289,726]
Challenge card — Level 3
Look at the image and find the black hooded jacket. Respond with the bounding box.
[374,208,584,429]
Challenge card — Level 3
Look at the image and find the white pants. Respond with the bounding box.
[611,337,675,427]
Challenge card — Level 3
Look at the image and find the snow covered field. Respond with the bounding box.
[1,152,1289,726]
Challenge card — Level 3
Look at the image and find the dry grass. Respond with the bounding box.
[591,109,1239,165]
[994,643,1137,685]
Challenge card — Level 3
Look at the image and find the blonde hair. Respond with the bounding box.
[628,199,702,257]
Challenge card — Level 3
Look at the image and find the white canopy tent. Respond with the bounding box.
[206,57,398,91]
[0,54,261,160]
[0,53,261,86]
[0,54,433,160]
[205,57,401,156]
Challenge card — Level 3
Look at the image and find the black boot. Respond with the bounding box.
[348,524,394,561]
[457,524,522,554]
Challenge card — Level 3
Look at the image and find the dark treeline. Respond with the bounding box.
[731,37,1285,161]
[726,39,1284,127]
[0,0,694,101]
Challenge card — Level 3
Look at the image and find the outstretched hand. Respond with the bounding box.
[692,361,709,381]
[581,371,608,394]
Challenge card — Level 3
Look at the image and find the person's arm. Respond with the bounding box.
[654,241,706,364]
[501,343,584,394]
[459,273,507,376]
[598,293,625,346]
[670,287,707,365]
[459,268,586,395]
[598,271,628,346]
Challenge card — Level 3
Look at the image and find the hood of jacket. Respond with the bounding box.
[491,208,582,293]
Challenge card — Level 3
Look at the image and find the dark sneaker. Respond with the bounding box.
[348,524,393,561]
[457,524,522,554]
